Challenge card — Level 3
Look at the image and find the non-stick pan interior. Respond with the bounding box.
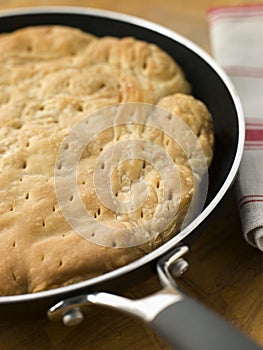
[0,10,239,205]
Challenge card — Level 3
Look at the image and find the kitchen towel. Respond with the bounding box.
[208,4,263,251]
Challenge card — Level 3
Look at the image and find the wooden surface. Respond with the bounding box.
[0,0,262,349]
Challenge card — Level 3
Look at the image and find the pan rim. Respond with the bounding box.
[0,6,245,303]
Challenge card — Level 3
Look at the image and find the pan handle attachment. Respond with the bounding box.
[48,246,262,350]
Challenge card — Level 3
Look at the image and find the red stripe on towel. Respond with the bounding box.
[239,199,263,210]
[208,4,263,15]
[246,129,263,142]
[239,194,263,203]
[223,66,263,79]
[208,4,263,22]
[245,147,263,150]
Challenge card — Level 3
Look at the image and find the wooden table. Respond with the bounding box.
[0,0,262,349]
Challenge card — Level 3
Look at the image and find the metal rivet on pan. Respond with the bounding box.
[62,308,84,326]
[169,258,189,278]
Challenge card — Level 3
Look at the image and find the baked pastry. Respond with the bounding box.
[0,26,214,295]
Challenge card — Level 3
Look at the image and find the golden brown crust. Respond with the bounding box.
[0,25,213,295]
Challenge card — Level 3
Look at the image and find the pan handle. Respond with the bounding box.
[48,246,262,350]
[149,293,262,350]
[150,246,262,350]
[86,287,261,350]
[48,287,261,350]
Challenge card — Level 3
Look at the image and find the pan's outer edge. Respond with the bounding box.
[0,6,245,303]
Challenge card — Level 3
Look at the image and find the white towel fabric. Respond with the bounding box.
[208,4,263,251]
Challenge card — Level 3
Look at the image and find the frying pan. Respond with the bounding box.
[0,7,260,350]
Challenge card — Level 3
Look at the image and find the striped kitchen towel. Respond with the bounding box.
[208,4,263,251]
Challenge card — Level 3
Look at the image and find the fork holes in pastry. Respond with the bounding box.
[12,273,16,281]
[77,104,83,112]
[69,195,74,202]
[42,219,46,227]
[25,192,29,200]
[25,141,30,148]
[111,241,117,248]
[142,160,146,169]
[101,162,105,170]
[91,232,95,237]
[57,163,62,170]
[10,204,14,212]
[12,241,16,247]
[22,160,27,169]
[41,255,45,261]
[168,192,173,200]
[39,105,45,111]
[58,260,63,267]
[52,205,56,212]
[64,143,69,150]
[94,209,100,219]
[140,210,144,218]
[14,122,22,130]
[99,83,106,89]
[156,181,160,189]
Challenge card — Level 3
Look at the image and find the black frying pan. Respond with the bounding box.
[0,7,260,350]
